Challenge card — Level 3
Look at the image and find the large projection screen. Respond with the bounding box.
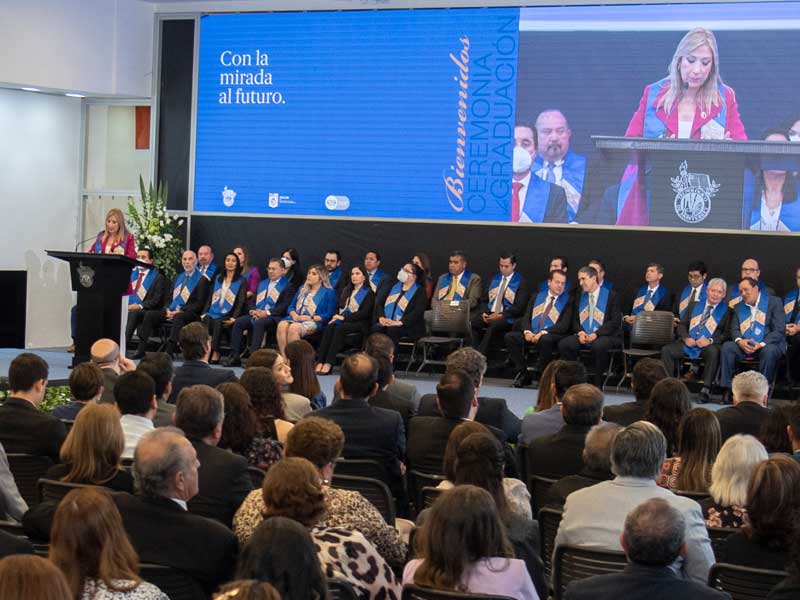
[193,2,800,233]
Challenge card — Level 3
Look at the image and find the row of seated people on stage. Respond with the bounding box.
[2,343,800,599]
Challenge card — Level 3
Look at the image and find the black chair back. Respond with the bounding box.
[629,310,675,349]
[0,519,25,536]
[538,507,563,584]
[335,458,389,483]
[120,457,135,473]
[553,544,628,600]
[61,420,75,433]
[707,526,739,564]
[328,578,359,600]
[421,486,444,509]
[515,443,529,489]
[7,454,53,507]
[401,584,516,599]
[528,474,557,516]
[246,466,266,488]
[708,562,788,600]
[37,478,93,504]
[140,563,205,600]
[408,470,447,515]
[673,489,711,505]
[331,474,396,523]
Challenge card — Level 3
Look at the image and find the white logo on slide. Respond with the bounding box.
[671,161,719,224]
[268,193,279,208]
[221,186,237,207]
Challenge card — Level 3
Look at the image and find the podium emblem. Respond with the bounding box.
[671,161,720,224]
[221,186,237,207]
[77,264,95,288]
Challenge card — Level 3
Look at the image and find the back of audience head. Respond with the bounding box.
[235,517,328,600]
[436,370,476,420]
[374,351,394,389]
[68,362,104,403]
[176,384,225,443]
[90,339,119,367]
[445,347,487,391]
[553,360,588,400]
[645,377,690,456]
[284,339,321,400]
[179,322,210,361]
[365,332,395,362]
[218,383,260,454]
[632,358,668,403]
[758,406,793,454]
[675,408,721,492]
[535,359,567,411]
[611,421,667,479]
[338,353,378,399]
[136,352,174,400]
[732,370,769,406]
[746,454,800,550]
[60,403,124,484]
[414,485,512,592]
[261,457,326,528]
[285,417,344,472]
[622,498,686,567]
[443,421,490,482]
[787,404,800,453]
[50,487,141,598]
[453,432,509,525]
[7,352,48,399]
[709,434,768,508]
[239,367,286,422]
[583,422,623,474]
[0,554,71,600]
[133,427,198,501]
[214,581,282,600]
[561,383,603,427]
[114,371,156,417]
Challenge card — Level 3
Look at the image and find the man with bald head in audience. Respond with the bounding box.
[91,338,136,405]
[727,258,775,308]
[113,428,238,595]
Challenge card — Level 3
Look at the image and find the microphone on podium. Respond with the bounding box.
[74,236,98,251]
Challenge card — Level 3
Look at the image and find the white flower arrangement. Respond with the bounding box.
[128,176,184,280]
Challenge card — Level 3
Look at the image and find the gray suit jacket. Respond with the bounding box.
[431,272,483,313]
[0,442,27,521]
[554,476,714,584]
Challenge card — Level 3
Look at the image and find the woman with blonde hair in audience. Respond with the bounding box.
[285,339,326,408]
[405,485,538,599]
[531,359,566,414]
[0,554,72,600]
[275,264,337,356]
[238,368,294,444]
[657,407,721,492]
[645,377,691,456]
[245,349,312,422]
[50,487,168,599]
[234,417,407,569]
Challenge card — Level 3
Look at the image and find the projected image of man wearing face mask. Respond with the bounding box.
[511,122,569,223]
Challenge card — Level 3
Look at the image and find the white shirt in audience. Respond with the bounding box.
[120,415,155,459]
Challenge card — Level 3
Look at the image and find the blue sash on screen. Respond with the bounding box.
[129,268,157,304]
[736,293,770,342]
[678,282,707,320]
[529,290,569,334]
[642,77,728,139]
[631,285,666,316]
[728,280,765,308]
[255,276,289,312]
[337,285,369,323]
[384,282,419,320]
[369,269,385,292]
[207,277,243,319]
[328,267,342,289]
[437,271,472,301]
[539,279,571,294]
[169,269,201,311]
[488,272,522,322]
[784,289,800,324]
[579,287,610,334]
[533,151,586,221]
[521,178,550,223]
[683,301,727,359]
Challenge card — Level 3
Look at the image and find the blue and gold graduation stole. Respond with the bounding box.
[579,286,610,334]
[294,287,323,317]
[92,232,129,255]
[642,77,728,139]
[683,301,728,358]
[168,269,201,311]
[199,263,217,280]
[678,282,707,320]
[728,280,765,308]
[631,284,667,316]
[129,268,157,304]
[487,272,522,323]
[207,277,244,319]
[437,271,472,301]
[736,293,770,342]
[339,285,369,318]
[784,289,800,324]
[369,269,385,293]
[384,282,419,320]
[255,276,289,312]
[529,289,569,334]
[328,267,342,289]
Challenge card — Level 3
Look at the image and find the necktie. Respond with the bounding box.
[539,295,555,330]
[134,270,145,293]
[644,288,654,308]
[588,293,596,329]
[493,277,508,313]
[545,163,556,183]
[511,182,522,222]
[700,304,713,327]
[445,276,458,301]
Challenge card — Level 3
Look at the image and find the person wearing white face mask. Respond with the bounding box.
[512,122,568,223]
[371,262,428,352]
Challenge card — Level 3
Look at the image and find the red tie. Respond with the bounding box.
[511,182,523,222]
[134,270,145,293]
[539,295,555,330]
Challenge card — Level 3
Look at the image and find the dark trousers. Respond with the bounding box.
[169,311,201,344]
[470,314,512,355]
[371,323,411,352]
[203,315,233,352]
[719,341,784,387]
[134,309,168,353]
[318,321,367,364]
[125,309,146,346]
[787,335,800,382]
[558,334,620,377]
[661,341,721,389]
[229,314,281,356]
[504,331,563,373]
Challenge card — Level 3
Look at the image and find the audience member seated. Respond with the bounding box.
[275,264,337,356]
[176,384,253,527]
[322,249,345,294]
[314,353,406,495]
[136,352,176,427]
[657,408,721,492]
[364,332,421,409]
[369,352,416,436]
[285,340,326,408]
[404,485,538,600]
[197,244,218,280]
[716,370,772,441]
[787,404,800,462]
[723,454,800,570]
[0,352,65,462]
[0,554,72,599]
[168,322,237,404]
[644,377,691,456]
[246,349,312,422]
[563,498,729,600]
[238,367,294,445]
[125,248,169,359]
[555,421,714,583]
[364,249,388,294]
[113,428,238,595]
[163,250,213,358]
[0,443,26,522]
[234,417,406,568]
[371,262,428,350]
[116,371,157,459]
[603,358,668,426]
[546,422,622,510]
[672,260,708,322]
[622,262,672,328]
[91,338,137,405]
[431,250,483,315]
[519,360,587,445]
[233,245,260,299]
[53,361,104,420]
[412,252,435,300]
[0,529,33,559]
[49,487,168,600]
[700,434,768,528]
[767,518,800,599]
[437,421,531,519]
[279,247,302,288]
[258,457,400,599]
[234,517,328,600]
[203,252,248,363]
[214,581,282,600]
[316,265,375,375]
[527,383,603,479]
[758,406,793,454]
[217,382,283,472]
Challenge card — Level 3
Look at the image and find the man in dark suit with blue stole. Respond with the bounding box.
[673,260,708,322]
[623,263,672,329]
[125,248,169,357]
[324,249,345,294]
